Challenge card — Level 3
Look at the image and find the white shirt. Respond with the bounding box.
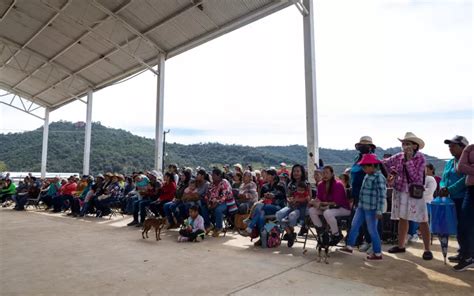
[423,175,437,203]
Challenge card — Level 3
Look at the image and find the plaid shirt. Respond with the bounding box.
[359,171,387,215]
[383,152,425,192]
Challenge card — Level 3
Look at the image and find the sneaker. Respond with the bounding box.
[422,251,433,261]
[405,234,411,245]
[359,242,371,252]
[205,225,214,235]
[338,246,354,255]
[366,254,383,261]
[127,221,138,226]
[448,254,462,263]
[388,246,406,254]
[408,234,419,243]
[178,236,189,242]
[135,223,143,228]
[212,229,221,237]
[366,244,374,255]
[453,258,474,272]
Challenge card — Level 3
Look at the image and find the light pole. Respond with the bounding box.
[162,129,170,170]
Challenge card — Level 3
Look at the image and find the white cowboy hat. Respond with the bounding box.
[355,136,376,148]
[398,132,425,150]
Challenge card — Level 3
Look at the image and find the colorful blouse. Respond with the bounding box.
[383,151,425,193]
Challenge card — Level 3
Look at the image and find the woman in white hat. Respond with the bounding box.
[383,132,432,260]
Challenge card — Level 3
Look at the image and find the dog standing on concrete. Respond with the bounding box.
[142,217,165,241]
[316,228,331,264]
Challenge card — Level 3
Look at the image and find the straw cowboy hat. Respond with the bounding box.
[355,136,376,149]
[398,132,425,150]
[233,163,243,171]
[358,154,381,165]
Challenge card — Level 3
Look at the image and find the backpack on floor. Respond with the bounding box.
[265,223,281,248]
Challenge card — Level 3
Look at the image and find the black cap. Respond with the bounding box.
[444,135,469,147]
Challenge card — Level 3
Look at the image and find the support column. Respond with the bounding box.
[40,107,50,179]
[155,53,165,172]
[303,0,319,183]
[83,90,93,175]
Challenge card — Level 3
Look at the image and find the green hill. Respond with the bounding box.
[0,121,446,175]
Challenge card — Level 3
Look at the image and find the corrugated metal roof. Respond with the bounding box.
[0,0,291,110]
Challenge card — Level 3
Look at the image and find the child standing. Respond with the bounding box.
[178,205,205,242]
[339,154,386,260]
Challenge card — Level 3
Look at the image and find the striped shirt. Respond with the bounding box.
[358,171,387,215]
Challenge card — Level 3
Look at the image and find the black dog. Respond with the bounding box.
[316,228,331,264]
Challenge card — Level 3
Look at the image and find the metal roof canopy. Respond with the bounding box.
[0,0,319,180]
[0,0,293,111]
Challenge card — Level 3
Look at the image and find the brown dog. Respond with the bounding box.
[142,217,165,241]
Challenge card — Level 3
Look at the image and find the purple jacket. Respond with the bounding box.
[384,152,425,192]
[317,180,351,210]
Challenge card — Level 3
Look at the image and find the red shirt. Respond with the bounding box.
[60,182,77,196]
[158,182,177,202]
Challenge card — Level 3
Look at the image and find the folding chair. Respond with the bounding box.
[25,192,43,209]
[108,199,125,220]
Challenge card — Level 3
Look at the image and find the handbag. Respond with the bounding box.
[403,164,424,199]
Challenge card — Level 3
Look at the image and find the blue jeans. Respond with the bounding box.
[347,207,381,254]
[125,196,138,214]
[408,221,418,236]
[164,201,181,225]
[210,203,228,230]
[199,201,211,228]
[248,204,281,233]
[459,186,474,259]
[133,199,151,223]
[276,206,304,228]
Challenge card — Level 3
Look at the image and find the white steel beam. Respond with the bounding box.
[0,81,51,108]
[0,0,16,22]
[83,90,93,175]
[91,0,165,54]
[41,107,50,178]
[36,0,202,100]
[303,0,319,183]
[0,37,94,87]
[167,0,292,59]
[11,0,134,90]
[155,54,165,172]
[40,0,159,76]
[0,0,71,71]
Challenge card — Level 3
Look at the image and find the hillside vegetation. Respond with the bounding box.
[0,121,445,175]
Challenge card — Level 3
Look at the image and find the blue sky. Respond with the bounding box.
[1,0,472,160]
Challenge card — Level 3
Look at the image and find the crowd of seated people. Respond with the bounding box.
[1,133,473,271]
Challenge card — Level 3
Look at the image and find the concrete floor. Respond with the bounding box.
[0,208,472,296]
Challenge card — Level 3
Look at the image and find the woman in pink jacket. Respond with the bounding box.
[383,132,432,260]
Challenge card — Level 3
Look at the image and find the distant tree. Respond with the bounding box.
[0,160,7,171]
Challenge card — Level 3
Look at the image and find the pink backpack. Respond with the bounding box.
[267,226,281,248]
